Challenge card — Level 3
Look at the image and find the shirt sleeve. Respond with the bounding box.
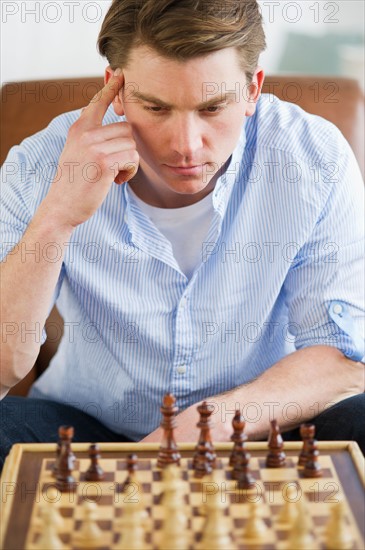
[0,145,65,345]
[283,131,365,362]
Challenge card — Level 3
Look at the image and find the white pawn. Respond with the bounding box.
[277,484,299,525]
[34,506,64,550]
[36,487,64,530]
[161,464,186,508]
[243,500,268,541]
[158,467,189,550]
[198,477,236,550]
[286,498,317,550]
[75,500,103,548]
[115,500,149,550]
[325,500,353,550]
[122,472,148,523]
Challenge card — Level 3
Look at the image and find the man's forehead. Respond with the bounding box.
[122,45,246,105]
[125,43,243,75]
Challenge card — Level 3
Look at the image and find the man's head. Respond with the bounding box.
[97,1,267,207]
[98,0,266,85]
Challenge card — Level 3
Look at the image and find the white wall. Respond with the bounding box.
[1,1,364,87]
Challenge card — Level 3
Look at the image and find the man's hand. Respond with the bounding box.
[44,71,139,230]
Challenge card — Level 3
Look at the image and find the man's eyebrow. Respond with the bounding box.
[129,90,234,109]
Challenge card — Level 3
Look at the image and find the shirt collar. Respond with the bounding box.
[211,118,247,218]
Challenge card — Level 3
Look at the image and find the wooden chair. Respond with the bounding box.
[1,75,364,395]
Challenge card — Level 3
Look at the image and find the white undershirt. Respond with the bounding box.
[128,187,215,278]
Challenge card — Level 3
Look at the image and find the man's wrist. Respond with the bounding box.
[33,199,76,240]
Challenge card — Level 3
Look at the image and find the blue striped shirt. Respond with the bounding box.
[1,94,364,439]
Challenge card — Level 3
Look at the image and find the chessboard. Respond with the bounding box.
[1,440,364,550]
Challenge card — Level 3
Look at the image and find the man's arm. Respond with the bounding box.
[0,206,74,398]
[141,345,364,442]
[0,71,138,398]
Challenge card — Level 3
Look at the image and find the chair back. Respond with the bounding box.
[1,75,364,175]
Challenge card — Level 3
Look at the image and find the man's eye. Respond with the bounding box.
[144,106,164,112]
[204,104,225,113]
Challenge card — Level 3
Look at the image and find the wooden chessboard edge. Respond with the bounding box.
[0,443,24,547]
[0,440,359,456]
[348,441,365,485]
[1,440,364,549]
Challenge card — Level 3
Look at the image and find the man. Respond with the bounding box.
[1,0,364,469]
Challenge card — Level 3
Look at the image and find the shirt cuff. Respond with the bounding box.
[328,300,365,363]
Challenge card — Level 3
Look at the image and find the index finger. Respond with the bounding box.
[81,71,124,126]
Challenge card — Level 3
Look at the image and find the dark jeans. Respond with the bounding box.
[0,396,132,472]
[0,394,364,472]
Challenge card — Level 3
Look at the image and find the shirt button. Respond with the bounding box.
[333,303,343,315]
[176,366,187,375]
[124,213,128,223]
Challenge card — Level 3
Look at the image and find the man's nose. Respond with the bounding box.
[170,114,203,159]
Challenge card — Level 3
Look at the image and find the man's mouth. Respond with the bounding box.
[164,164,206,176]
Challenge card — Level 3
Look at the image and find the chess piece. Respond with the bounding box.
[286,497,317,549]
[325,500,353,550]
[73,500,103,548]
[55,425,77,492]
[115,503,149,550]
[117,458,148,526]
[266,419,286,468]
[298,423,316,466]
[197,474,236,550]
[158,466,190,550]
[34,505,64,550]
[160,464,187,507]
[193,401,216,478]
[84,443,104,481]
[157,394,181,468]
[51,430,62,478]
[229,409,247,466]
[303,439,322,478]
[230,412,255,489]
[242,500,268,540]
[120,453,138,493]
[277,484,299,525]
[115,484,150,549]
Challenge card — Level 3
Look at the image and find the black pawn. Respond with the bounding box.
[55,425,77,492]
[120,453,138,492]
[126,453,138,476]
[266,419,286,468]
[84,444,104,481]
[303,439,322,478]
[298,423,316,466]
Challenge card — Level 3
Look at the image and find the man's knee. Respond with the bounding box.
[314,394,365,454]
[0,396,51,471]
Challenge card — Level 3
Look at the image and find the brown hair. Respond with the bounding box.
[97,0,266,83]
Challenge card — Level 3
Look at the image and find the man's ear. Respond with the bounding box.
[104,65,125,116]
[244,66,265,117]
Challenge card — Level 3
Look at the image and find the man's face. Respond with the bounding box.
[107,46,264,207]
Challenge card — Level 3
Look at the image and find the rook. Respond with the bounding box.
[303,439,322,478]
[55,425,77,492]
[84,443,104,482]
[266,419,286,468]
[298,423,316,466]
